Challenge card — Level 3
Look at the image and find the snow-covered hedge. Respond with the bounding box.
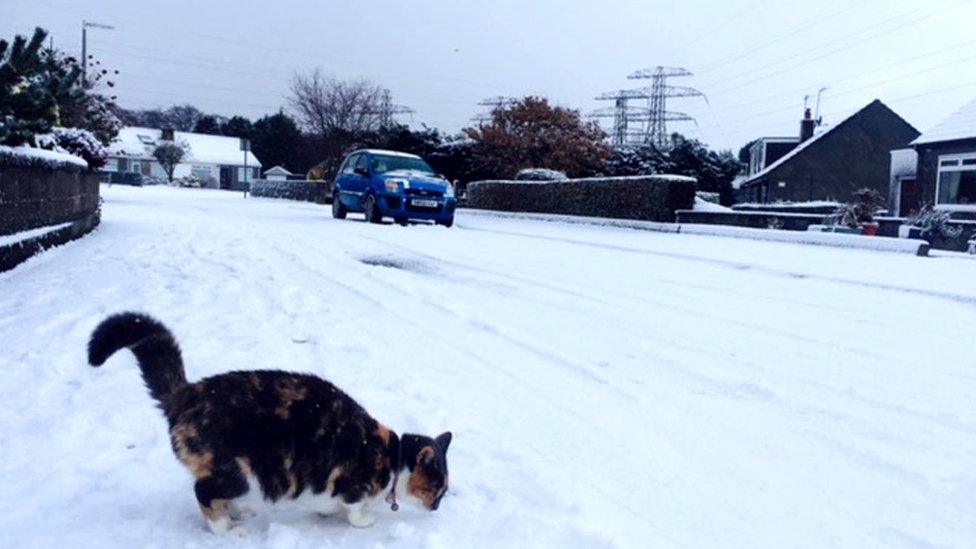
[47,128,107,170]
[467,175,697,223]
[0,145,88,171]
[250,179,332,204]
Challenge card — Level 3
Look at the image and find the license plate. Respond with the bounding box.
[411,199,438,208]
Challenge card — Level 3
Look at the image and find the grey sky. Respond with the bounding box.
[3,0,975,152]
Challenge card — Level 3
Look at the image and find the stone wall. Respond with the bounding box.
[466,175,696,223]
[0,161,100,272]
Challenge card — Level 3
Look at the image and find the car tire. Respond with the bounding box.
[438,217,454,228]
[395,217,408,226]
[363,195,382,224]
[332,191,347,219]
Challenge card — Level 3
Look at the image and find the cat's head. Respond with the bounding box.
[400,432,452,511]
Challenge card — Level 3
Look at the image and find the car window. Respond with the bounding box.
[340,154,358,174]
[372,154,435,175]
[354,154,369,174]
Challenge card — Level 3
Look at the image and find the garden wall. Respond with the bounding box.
[250,179,332,204]
[675,210,827,231]
[466,175,696,223]
[0,158,100,272]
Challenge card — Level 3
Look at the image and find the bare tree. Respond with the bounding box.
[289,70,385,136]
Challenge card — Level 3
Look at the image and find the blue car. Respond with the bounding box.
[331,149,457,227]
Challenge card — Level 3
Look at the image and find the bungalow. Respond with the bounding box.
[262,165,293,181]
[746,136,799,177]
[737,100,919,204]
[102,127,262,189]
[905,98,976,218]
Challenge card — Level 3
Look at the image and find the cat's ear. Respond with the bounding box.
[417,445,436,465]
[435,431,452,452]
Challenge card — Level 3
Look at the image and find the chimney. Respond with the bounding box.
[799,108,815,143]
[161,126,175,141]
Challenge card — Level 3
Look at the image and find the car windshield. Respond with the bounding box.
[371,154,435,175]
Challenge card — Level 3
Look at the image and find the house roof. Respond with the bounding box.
[109,127,262,167]
[263,165,292,176]
[741,100,914,187]
[911,98,976,146]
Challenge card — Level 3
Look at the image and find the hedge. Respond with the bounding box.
[466,175,696,223]
[249,179,332,204]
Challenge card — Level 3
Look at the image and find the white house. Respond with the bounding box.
[103,127,262,189]
[262,165,293,181]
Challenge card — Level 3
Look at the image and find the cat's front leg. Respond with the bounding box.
[341,501,376,528]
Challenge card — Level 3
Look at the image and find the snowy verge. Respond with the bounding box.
[460,209,930,255]
[0,222,73,247]
[0,145,89,170]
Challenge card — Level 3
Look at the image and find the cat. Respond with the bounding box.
[87,312,451,534]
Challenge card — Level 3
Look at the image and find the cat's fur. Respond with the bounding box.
[87,312,451,533]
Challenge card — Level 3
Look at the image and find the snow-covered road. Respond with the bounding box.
[1,185,974,548]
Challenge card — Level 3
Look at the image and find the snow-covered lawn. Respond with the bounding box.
[1,185,974,548]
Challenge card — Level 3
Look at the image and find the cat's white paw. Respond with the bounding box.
[345,507,376,528]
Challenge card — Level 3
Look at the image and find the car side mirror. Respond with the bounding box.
[354,167,369,176]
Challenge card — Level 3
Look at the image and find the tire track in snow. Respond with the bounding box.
[459,224,976,307]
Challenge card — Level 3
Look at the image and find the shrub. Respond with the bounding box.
[905,205,963,240]
[467,175,696,223]
[831,188,885,227]
[47,127,107,169]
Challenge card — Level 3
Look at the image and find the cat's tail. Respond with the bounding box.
[88,312,188,402]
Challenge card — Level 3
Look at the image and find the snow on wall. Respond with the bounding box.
[465,208,928,255]
[0,145,88,170]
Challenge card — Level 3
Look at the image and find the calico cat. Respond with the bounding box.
[87,312,451,534]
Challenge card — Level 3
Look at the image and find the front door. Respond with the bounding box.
[219,166,234,190]
[899,178,919,217]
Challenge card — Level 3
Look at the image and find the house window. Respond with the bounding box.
[937,153,976,206]
[118,158,129,172]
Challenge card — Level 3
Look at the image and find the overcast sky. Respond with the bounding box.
[4,0,976,152]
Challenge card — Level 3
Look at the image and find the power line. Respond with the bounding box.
[702,0,973,97]
[696,0,872,74]
[703,80,976,139]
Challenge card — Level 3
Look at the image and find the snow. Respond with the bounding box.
[1,185,975,547]
[0,221,73,247]
[890,148,917,179]
[0,144,89,169]
[734,200,842,210]
[692,196,731,212]
[360,149,422,159]
[109,127,262,167]
[912,97,976,145]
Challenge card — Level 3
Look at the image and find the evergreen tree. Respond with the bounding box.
[251,111,303,172]
[221,116,253,139]
[0,28,61,146]
[193,115,223,135]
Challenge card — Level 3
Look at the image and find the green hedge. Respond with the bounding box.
[466,175,696,222]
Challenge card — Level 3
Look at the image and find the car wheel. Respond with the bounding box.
[332,192,347,219]
[364,195,382,224]
[438,217,454,228]
[395,217,408,226]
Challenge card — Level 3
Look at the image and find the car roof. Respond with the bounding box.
[355,149,422,159]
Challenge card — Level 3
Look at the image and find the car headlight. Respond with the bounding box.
[385,178,407,193]
[443,182,455,197]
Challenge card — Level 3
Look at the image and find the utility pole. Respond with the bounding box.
[81,20,114,87]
